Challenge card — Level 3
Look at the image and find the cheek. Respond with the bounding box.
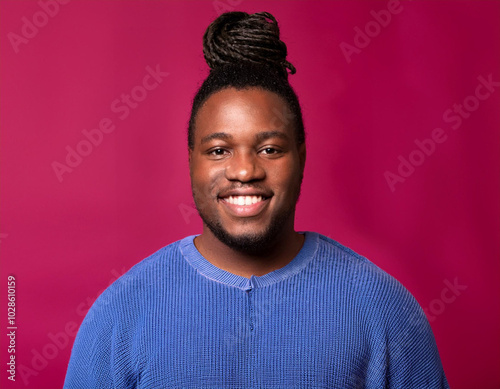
[269,167,302,199]
[191,164,225,201]
[268,161,298,185]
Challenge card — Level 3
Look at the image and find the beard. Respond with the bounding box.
[199,202,293,255]
[192,180,302,256]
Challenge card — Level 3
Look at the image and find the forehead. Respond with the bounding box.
[201,87,286,112]
[194,87,293,141]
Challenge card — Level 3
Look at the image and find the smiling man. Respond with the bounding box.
[64,11,449,389]
[190,87,306,277]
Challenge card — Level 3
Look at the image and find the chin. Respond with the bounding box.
[206,218,284,255]
[216,230,275,254]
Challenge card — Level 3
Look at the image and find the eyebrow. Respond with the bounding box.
[255,130,289,142]
[200,130,289,145]
[200,132,232,145]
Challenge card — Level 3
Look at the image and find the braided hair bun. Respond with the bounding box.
[188,11,305,150]
[202,11,296,79]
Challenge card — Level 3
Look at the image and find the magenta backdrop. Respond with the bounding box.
[1,1,499,388]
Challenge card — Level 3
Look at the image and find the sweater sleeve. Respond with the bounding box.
[384,286,450,389]
[63,287,139,389]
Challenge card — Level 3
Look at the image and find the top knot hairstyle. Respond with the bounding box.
[188,11,305,150]
[203,11,296,78]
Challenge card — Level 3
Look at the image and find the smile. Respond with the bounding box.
[224,195,265,205]
[219,195,271,217]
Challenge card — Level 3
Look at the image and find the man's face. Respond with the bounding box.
[189,87,306,253]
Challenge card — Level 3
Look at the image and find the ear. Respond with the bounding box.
[188,147,193,163]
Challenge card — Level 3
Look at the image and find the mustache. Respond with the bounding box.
[217,184,274,198]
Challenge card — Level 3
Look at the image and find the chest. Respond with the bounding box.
[134,287,386,388]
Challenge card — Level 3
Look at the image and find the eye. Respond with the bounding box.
[207,148,229,158]
[260,147,282,155]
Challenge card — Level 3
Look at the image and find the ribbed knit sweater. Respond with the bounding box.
[63,231,449,388]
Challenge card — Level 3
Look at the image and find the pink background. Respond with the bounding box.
[1,1,499,388]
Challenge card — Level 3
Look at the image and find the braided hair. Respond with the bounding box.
[188,11,305,150]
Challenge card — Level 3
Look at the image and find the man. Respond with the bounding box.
[64,11,449,388]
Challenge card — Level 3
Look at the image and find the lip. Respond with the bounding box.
[219,196,271,218]
[218,188,272,198]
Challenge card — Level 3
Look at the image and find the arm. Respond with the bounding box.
[63,290,139,389]
[63,302,115,388]
[385,290,450,389]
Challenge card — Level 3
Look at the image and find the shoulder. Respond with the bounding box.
[85,236,193,318]
[64,238,193,388]
[309,233,448,386]
[311,231,399,285]
[309,232,425,322]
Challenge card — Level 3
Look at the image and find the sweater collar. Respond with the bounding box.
[179,231,319,290]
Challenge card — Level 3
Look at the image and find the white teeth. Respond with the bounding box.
[225,195,264,205]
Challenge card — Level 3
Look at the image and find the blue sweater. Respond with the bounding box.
[64,232,449,388]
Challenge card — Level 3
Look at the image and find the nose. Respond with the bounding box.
[224,150,265,182]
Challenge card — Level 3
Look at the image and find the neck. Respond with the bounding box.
[193,224,305,279]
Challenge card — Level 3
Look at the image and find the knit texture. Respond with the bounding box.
[63,231,449,388]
